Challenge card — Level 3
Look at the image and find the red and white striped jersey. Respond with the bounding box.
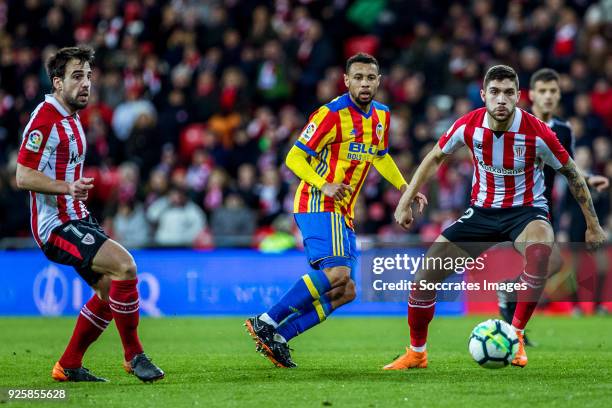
[438,107,570,211]
[17,94,89,247]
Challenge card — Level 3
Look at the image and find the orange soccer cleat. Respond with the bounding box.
[51,361,107,382]
[383,348,428,370]
[511,331,528,368]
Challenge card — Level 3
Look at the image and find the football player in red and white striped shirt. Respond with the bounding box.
[384,65,606,370]
[16,47,163,382]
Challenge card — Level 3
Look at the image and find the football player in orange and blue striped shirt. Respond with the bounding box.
[245,53,427,368]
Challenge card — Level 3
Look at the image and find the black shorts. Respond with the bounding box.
[441,206,550,257]
[41,216,109,286]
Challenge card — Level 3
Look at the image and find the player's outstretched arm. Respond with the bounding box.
[372,153,407,190]
[558,158,606,249]
[285,145,352,201]
[394,144,448,229]
[16,163,93,201]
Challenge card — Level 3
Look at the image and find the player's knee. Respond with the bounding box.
[326,266,350,287]
[115,256,137,280]
[344,279,356,302]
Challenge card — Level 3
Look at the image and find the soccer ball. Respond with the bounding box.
[468,319,519,368]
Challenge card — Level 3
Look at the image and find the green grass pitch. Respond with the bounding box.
[1,316,611,407]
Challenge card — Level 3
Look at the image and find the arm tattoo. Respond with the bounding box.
[558,160,598,223]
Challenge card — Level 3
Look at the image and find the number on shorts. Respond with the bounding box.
[63,224,84,238]
[457,208,474,223]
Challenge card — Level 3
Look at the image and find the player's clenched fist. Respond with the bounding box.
[321,182,354,201]
[394,192,428,230]
[585,224,606,251]
[394,205,413,230]
[69,177,94,201]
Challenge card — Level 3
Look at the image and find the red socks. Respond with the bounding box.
[59,294,112,369]
[512,244,552,330]
[408,295,436,348]
[109,279,144,361]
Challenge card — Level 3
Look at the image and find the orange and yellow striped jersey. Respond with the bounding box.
[293,93,390,226]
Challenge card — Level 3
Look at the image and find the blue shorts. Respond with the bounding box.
[294,212,357,270]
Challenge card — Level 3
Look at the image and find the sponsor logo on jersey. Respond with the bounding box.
[25,130,43,152]
[69,151,85,164]
[348,142,377,155]
[347,142,377,160]
[477,159,525,176]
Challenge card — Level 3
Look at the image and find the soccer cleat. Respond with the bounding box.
[263,340,298,368]
[382,348,428,370]
[511,331,528,368]
[244,317,297,368]
[244,316,276,356]
[123,353,165,382]
[244,316,276,347]
[52,362,108,382]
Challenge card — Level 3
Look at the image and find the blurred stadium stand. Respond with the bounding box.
[0,0,610,249]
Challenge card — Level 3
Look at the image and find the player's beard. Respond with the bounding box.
[353,90,374,108]
[487,105,513,123]
[65,92,89,111]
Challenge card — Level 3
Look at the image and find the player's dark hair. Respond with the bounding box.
[529,68,560,89]
[46,46,95,91]
[483,65,519,90]
[346,53,379,74]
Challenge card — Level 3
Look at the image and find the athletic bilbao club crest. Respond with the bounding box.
[376,122,384,139]
[514,145,525,157]
[81,233,95,245]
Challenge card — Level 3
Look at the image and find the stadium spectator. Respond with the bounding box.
[210,192,256,243]
[112,196,151,249]
[147,184,207,246]
[0,0,609,249]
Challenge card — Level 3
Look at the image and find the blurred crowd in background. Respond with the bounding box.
[0,0,610,249]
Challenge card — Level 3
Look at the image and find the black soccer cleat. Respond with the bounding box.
[123,353,165,382]
[244,315,276,350]
[52,362,108,382]
[266,340,297,368]
[244,316,297,368]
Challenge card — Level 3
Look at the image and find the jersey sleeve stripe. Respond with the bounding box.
[295,140,318,157]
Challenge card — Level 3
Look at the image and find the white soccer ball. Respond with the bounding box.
[468,319,519,368]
